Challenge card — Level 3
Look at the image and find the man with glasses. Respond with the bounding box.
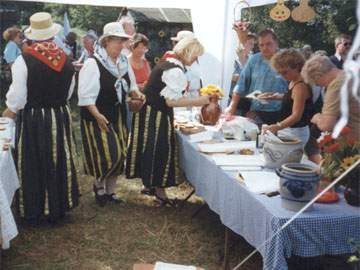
[330,34,352,69]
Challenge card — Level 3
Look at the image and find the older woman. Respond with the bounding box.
[2,12,79,225]
[262,48,313,148]
[78,22,142,207]
[3,26,22,65]
[126,37,210,206]
[128,33,151,92]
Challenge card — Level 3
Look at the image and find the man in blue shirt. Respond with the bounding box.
[225,28,288,125]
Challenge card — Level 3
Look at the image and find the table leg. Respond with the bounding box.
[222,227,230,270]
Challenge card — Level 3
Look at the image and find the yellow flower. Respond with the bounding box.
[341,155,359,171]
[158,30,166,38]
[200,84,224,97]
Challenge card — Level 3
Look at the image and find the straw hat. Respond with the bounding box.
[24,12,61,41]
[171,30,195,42]
[99,22,132,43]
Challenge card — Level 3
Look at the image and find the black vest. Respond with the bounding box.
[80,57,130,123]
[22,53,74,109]
[144,60,184,115]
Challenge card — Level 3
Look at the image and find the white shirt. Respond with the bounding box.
[160,58,188,100]
[78,55,139,106]
[6,55,75,113]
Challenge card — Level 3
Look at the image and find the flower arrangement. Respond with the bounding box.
[319,126,360,181]
[199,84,224,98]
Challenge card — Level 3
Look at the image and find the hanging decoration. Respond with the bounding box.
[233,0,252,23]
[291,0,316,22]
[270,0,291,22]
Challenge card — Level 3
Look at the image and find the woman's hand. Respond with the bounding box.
[2,108,16,119]
[263,124,281,134]
[95,113,109,132]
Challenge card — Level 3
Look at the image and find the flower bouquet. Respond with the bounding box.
[199,85,224,125]
[318,126,360,205]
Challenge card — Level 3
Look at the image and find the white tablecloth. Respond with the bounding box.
[0,118,19,249]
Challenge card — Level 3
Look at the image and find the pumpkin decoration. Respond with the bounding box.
[291,0,316,22]
[270,0,291,22]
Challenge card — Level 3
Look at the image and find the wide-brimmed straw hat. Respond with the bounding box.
[99,22,132,43]
[171,30,195,42]
[24,12,61,41]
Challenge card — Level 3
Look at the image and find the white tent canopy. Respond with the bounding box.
[15,0,278,105]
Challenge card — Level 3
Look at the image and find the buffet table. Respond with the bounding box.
[177,130,360,270]
[0,118,19,249]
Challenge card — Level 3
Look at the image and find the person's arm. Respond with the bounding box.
[78,58,109,131]
[265,84,310,134]
[4,42,19,65]
[233,21,249,46]
[166,96,209,107]
[3,56,28,117]
[311,113,337,132]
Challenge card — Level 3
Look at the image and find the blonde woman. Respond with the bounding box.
[3,26,22,65]
[78,22,142,206]
[126,37,210,206]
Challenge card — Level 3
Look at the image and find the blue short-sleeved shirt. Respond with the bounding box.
[3,41,22,64]
[234,52,288,112]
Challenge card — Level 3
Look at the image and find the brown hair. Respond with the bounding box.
[271,48,305,73]
[130,33,149,50]
[257,28,278,43]
[335,33,352,46]
[3,26,21,41]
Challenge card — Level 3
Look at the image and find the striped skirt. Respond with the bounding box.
[14,105,79,223]
[126,105,180,188]
[80,111,128,180]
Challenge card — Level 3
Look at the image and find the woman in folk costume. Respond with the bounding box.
[2,12,79,225]
[126,37,210,207]
[78,22,143,207]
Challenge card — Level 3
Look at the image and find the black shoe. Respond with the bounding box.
[106,193,123,204]
[154,194,178,208]
[93,184,107,207]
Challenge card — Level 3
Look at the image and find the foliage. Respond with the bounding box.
[245,0,357,54]
[348,238,360,264]
[319,126,360,181]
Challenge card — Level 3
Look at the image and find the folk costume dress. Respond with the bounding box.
[126,58,187,188]
[78,46,138,183]
[6,41,79,223]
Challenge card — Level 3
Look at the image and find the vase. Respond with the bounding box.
[344,166,360,207]
[263,137,303,169]
[316,180,339,203]
[200,95,221,125]
[276,163,320,211]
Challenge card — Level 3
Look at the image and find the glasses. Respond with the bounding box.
[343,42,352,47]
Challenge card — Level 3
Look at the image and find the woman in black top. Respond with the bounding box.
[261,48,313,148]
[126,37,210,206]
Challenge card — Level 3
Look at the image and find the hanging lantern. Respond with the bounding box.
[270,0,291,22]
[291,0,316,23]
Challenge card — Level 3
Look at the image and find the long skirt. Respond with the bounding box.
[14,105,79,223]
[126,105,180,188]
[80,111,128,180]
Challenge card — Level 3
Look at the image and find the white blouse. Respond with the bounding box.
[6,55,75,113]
[160,58,188,100]
[78,56,139,106]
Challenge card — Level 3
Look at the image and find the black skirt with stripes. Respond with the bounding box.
[14,105,80,223]
[126,105,180,188]
[80,106,128,180]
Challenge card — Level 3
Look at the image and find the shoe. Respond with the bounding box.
[154,194,177,208]
[140,187,156,196]
[106,193,123,204]
[93,184,107,207]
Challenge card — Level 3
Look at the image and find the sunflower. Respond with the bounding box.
[341,156,359,171]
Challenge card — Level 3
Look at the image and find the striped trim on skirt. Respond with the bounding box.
[126,105,180,188]
[14,105,80,223]
[80,110,128,180]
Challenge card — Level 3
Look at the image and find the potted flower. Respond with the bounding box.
[199,84,224,125]
[348,238,360,270]
[318,126,360,206]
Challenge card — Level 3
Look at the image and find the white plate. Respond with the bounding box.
[0,118,9,124]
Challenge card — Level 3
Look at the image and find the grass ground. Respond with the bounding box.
[2,175,263,270]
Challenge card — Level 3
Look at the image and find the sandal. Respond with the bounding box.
[140,187,156,196]
[93,184,107,207]
[106,193,123,204]
[154,194,177,208]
